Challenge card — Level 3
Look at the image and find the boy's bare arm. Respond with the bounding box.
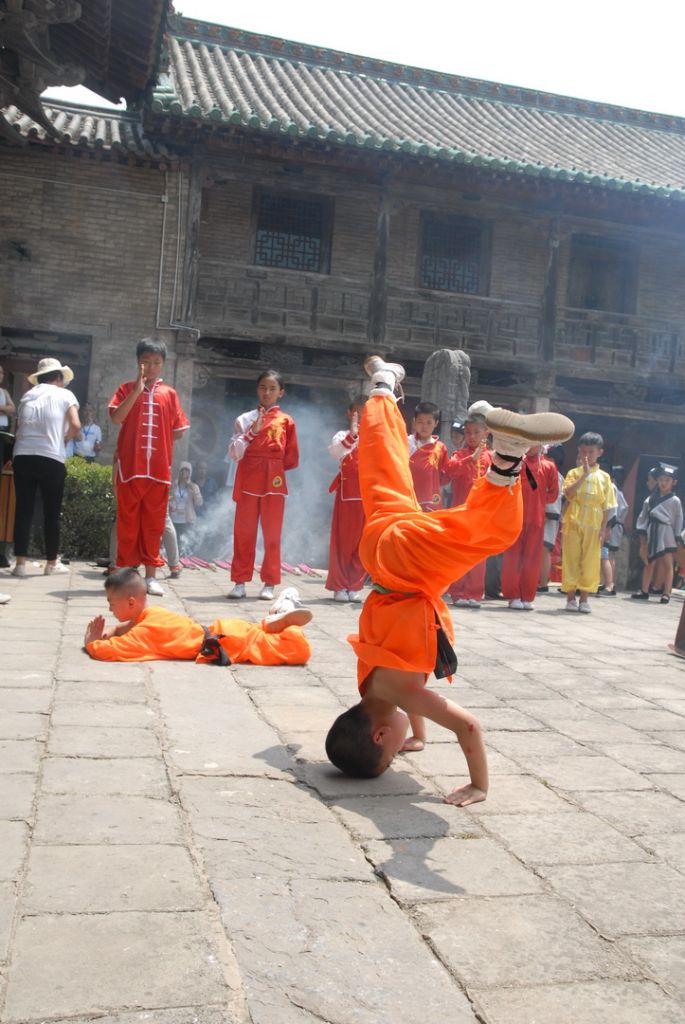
[375,672,488,803]
[110,365,145,424]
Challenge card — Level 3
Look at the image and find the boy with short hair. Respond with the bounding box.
[325,356,574,805]
[632,463,683,604]
[561,431,614,614]
[408,401,450,512]
[109,340,189,597]
[84,568,312,664]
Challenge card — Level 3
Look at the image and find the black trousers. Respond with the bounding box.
[13,455,67,560]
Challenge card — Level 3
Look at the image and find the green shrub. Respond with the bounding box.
[60,458,115,560]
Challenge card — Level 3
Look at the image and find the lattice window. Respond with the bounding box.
[254,192,331,273]
[420,214,487,294]
[567,235,637,314]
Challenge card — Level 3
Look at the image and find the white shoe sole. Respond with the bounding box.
[264,608,313,632]
[486,409,575,444]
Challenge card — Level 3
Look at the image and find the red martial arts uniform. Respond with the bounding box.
[501,452,560,602]
[229,405,299,585]
[445,445,493,600]
[109,379,189,568]
[326,428,366,593]
[408,435,450,512]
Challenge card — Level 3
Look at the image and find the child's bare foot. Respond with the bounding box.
[444,784,487,807]
[400,736,425,752]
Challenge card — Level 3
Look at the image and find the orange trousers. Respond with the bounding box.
[349,396,523,684]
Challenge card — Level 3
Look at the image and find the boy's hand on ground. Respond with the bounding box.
[84,615,106,646]
[400,736,425,752]
[444,784,487,807]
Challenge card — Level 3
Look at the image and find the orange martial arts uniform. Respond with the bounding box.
[86,606,311,665]
[445,444,493,601]
[348,396,522,689]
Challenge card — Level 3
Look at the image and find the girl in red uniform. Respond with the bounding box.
[227,370,299,601]
[444,410,492,607]
[326,397,367,603]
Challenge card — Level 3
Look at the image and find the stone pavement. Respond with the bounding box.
[1,562,685,1024]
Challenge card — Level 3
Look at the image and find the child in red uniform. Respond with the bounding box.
[227,370,299,601]
[325,356,574,804]
[408,401,450,512]
[445,408,492,607]
[84,568,312,665]
[501,446,559,609]
[109,340,189,597]
[326,396,367,604]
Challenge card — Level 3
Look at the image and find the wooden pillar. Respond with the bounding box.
[181,154,204,323]
[540,217,560,364]
[367,188,390,348]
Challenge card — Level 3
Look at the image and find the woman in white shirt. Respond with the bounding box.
[12,358,81,577]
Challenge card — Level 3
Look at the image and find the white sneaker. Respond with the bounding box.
[522,601,535,611]
[145,578,164,597]
[578,601,592,614]
[44,560,69,575]
[468,400,494,419]
[565,598,578,612]
[259,584,275,601]
[454,597,470,608]
[11,564,27,577]
[468,598,482,608]
[0,593,11,604]
[263,607,313,631]
[363,354,406,398]
[333,590,349,602]
[509,598,524,610]
[269,587,304,615]
[228,582,246,599]
[348,590,363,603]
[486,409,575,460]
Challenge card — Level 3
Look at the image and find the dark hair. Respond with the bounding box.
[104,567,146,593]
[451,420,465,434]
[578,432,604,448]
[36,369,64,384]
[414,401,440,421]
[257,369,284,388]
[325,704,384,778]
[546,444,565,470]
[136,338,167,360]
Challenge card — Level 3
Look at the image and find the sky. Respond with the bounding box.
[43,0,685,118]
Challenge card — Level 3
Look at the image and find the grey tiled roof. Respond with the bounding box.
[150,17,685,199]
[2,103,173,160]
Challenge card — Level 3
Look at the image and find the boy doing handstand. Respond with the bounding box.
[325,357,574,806]
[84,568,312,665]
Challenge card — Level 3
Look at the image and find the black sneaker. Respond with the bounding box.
[631,591,649,600]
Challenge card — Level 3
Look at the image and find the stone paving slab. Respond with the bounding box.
[524,754,653,791]
[0,775,36,820]
[0,712,48,740]
[417,893,631,988]
[48,724,161,758]
[211,876,478,1024]
[366,834,541,903]
[56,679,148,703]
[572,789,685,835]
[51,701,155,729]
[333,793,483,840]
[484,811,652,865]
[472,980,685,1024]
[2,911,230,1021]
[0,739,43,773]
[0,690,52,713]
[621,935,685,1004]
[636,832,685,871]
[0,883,15,962]
[33,794,184,845]
[40,756,170,798]
[23,845,205,914]
[0,822,29,881]
[540,862,685,936]
[0,670,54,689]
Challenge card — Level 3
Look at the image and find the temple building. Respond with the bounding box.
[2,9,685,483]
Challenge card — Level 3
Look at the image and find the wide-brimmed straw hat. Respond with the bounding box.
[28,358,74,386]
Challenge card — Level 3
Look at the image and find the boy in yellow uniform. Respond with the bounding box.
[561,432,615,614]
